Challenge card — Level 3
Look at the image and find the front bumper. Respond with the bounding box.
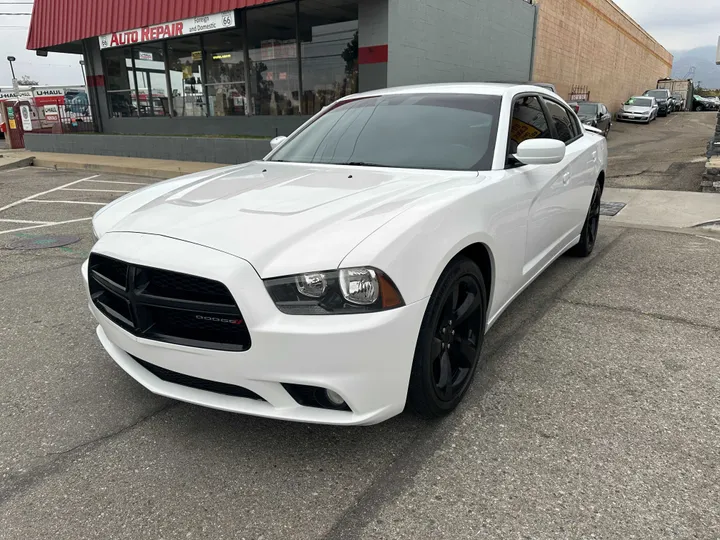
[83,232,428,425]
[617,112,650,122]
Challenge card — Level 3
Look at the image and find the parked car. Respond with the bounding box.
[85,83,608,425]
[693,95,719,111]
[708,97,720,110]
[672,92,686,111]
[617,96,658,123]
[568,101,612,137]
[643,89,673,116]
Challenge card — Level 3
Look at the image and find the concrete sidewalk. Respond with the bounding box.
[6,151,226,179]
[602,187,720,231]
[0,150,34,172]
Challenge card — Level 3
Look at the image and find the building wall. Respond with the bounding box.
[533,0,673,112]
[386,0,536,87]
[358,0,389,91]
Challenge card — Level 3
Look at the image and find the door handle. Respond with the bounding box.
[562,172,571,186]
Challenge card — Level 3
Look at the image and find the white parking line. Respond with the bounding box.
[0,218,55,224]
[27,200,105,206]
[0,174,100,213]
[0,217,92,236]
[85,179,150,186]
[61,188,131,193]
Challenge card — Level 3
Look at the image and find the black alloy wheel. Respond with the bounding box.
[408,257,487,418]
[568,180,602,257]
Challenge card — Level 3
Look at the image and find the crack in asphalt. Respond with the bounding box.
[0,402,177,504]
[320,230,631,540]
[558,297,720,332]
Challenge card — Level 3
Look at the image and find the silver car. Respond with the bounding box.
[616,96,658,124]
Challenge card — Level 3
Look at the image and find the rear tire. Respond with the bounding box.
[568,180,602,258]
[407,257,487,418]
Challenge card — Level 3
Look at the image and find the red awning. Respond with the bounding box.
[27,0,275,50]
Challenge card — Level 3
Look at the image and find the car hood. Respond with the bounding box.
[623,106,652,113]
[96,161,480,277]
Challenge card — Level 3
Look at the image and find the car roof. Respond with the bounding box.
[341,82,558,100]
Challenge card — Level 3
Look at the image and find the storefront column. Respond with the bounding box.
[358,0,388,91]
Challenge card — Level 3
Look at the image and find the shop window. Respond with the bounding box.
[103,47,135,118]
[298,1,358,115]
[203,29,249,116]
[167,36,206,117]
[246,2,300,116]
[133,44,170,117]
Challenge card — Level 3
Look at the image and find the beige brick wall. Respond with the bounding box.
[532,0,673,113]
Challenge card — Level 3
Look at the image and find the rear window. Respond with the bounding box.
[268,94,502,171]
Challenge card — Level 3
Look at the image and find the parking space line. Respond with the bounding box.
[86,179,150,186]
[61,188,131,193]
[0,217,92,236]
[0,219,55,225]
[27,200,105,206]
[0,174,100,213]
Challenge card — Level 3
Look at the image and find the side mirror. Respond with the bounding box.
[513,139,566,166]
[270,136,287,150]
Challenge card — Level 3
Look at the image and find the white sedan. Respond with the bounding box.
[84,83,607,425]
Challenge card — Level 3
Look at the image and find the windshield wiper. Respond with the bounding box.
[342,161,384,167]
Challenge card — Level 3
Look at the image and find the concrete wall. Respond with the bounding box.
[533,0,673,112]
[24,133,271,164]
[386,0,536,87]
[103,116,310,137]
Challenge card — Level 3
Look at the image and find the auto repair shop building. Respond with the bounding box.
[25,0,537,146]
[24,0,672,162]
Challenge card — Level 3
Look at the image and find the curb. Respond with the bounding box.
[0,156,35,172]
[31,158,186,180]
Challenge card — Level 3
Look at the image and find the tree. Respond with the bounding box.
[16,75,39,86]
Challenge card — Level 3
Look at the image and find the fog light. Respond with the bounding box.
[325,389,345,407]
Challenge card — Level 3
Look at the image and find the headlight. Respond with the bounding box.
[264,267,404,315]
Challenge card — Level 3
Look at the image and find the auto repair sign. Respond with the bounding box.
[99,11,235,49]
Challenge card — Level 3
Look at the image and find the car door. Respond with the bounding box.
[540,97,596,244]
[507,94,571,276]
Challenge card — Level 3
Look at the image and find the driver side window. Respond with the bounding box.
[508,95,552,157]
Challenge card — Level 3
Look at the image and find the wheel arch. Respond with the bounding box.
[451,242,495,317]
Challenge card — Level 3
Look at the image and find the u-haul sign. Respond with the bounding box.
[99,11,235,49]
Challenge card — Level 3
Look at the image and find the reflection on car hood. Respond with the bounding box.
[95,161,481,277]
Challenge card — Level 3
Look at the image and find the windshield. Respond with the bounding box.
[577,103,598,115]
[268,93,502,171]
[673,93,683,99]
[626,98,652,107]
[644,90,667,99]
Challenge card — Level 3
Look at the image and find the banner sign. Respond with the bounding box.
[44,104,60,122]
[99,11,235,49]
[20,105,33,131]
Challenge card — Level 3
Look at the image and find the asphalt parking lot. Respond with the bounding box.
[1,164,719,539]
[607,111,716,191]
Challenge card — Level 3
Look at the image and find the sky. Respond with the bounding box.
[1,0,719,88]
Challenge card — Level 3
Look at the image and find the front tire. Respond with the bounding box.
[407,257,487,418]
[569,180,602,257]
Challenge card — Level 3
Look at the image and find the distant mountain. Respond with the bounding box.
[671,46,720,89]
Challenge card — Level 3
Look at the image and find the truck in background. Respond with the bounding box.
[656,79,694,111]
